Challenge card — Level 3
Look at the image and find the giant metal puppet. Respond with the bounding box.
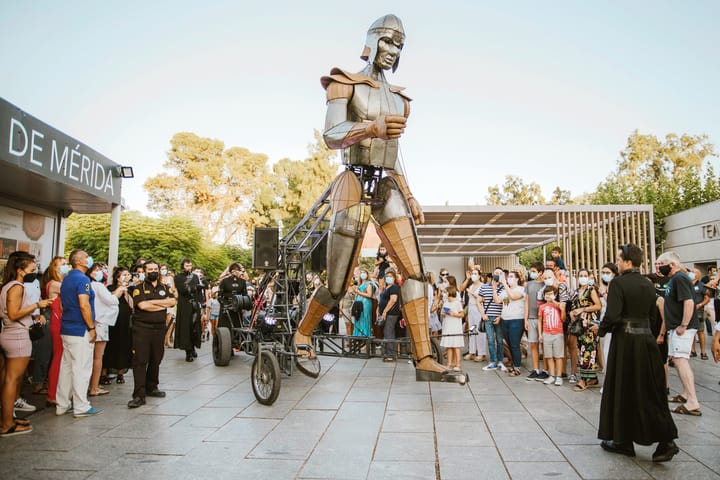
[293,14,466,383]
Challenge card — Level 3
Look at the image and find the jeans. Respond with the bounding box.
[383,315,399,357]
[484,317,504,364]
[502,318,524,368]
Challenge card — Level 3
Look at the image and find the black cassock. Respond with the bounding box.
[598,269,677,445]
[174,271,203,351]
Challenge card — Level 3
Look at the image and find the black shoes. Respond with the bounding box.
[127,397,146,409]
[600,440,636,457]
[652,441,679,462]
[185,353,194,362]
[191,349,198,358]
[147,389,166,398]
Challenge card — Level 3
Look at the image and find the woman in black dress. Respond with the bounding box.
[103,267,133,384]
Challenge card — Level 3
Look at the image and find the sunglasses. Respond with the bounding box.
[440,273,448,277]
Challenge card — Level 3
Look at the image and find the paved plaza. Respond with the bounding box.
[2,342,719,480]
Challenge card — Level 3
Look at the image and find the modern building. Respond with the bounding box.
[0,97,130,273]
[663,199,720,272]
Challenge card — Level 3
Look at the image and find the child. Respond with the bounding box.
[440,286,464,371]
[538,285,565,386]
[551,246,566,271]
[375,244,390,289]
[208,291,220,338]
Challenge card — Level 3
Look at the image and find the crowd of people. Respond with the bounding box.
[1,243,718,461]
[0,250,255,437]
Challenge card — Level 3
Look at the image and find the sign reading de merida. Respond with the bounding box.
[0,97,121,205]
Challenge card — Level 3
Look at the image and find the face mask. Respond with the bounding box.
[507,277,517,286]
[385,276,395,285]
[360,272,368,280]
[492,274,500,282]
[601,274,612,284]
[578,277,589,286]
[86,256,94,269]
[470,274,479,282]
[92,271,104,282]
[146,272,160,282]
[588,279,595,286]
[60,264,70,276]
[543,278,554,287]
[658,264,671,276]
[160,269,168,276]
[23,272,37,283]
[529,272,538,280]
[687,272,695,281]
[313,279,321,286]
[137,273,145,282]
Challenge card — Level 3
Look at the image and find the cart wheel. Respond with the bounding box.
[213,327,232,366]
[252,350,281,405]
[295,353,321,378]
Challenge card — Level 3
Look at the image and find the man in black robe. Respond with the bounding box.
[174,259,202,362]
[598,243,679,462]
[218,263,248,329]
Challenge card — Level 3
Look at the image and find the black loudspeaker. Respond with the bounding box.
[253,227,279,270]
[310,233,328,272]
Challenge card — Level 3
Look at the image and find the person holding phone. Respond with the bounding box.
[440,286,464,370]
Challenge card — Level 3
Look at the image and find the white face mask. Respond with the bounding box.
[543,278,554,287]
[507,277,517,286]
[92,271,104,282]
[470,274,479,282]
[359,272,368,280]
[313,279,321,286]
[578,277,589,286]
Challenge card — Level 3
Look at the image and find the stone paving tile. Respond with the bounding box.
[436,420,494,447]
[374,432,435,462]
[382,410,434,433]
[386,392,431,411]
[366,461,437,480]
[494,431,565,462]
[505,461,581,479]
[248,409,336,460]
[438,446,509,480]
[300,401,385,480]
[560,444,653,479]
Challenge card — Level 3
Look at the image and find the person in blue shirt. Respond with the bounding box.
[56,249,102,418]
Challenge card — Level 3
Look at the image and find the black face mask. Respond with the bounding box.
[23,273,37,283]
[658,265,672,277]
[146,272,160,282]
[492,274,500,282]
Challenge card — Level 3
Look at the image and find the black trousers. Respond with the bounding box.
[131,325,166,399]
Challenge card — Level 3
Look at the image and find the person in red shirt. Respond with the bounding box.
[538,285,566,386]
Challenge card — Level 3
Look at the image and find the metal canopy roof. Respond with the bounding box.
[418,204,653,257]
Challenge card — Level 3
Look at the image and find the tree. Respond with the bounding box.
[64,210,253,279]
[273,130,340,233]
[486,175,546,206]
[590,131,719,250]
[144,133,280,245]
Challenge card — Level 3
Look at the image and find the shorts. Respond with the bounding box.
[542,333,564,358]
[95,323,110,342]
[668,328,697,359]
[527,318,539,342]
[0,328,32,358]
[429,312,442,332]
[210,314,219,321]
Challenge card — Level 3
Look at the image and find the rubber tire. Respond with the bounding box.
[213,327,232,366]
[252,350,281,405]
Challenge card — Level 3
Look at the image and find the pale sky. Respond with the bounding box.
[2,1,719,213]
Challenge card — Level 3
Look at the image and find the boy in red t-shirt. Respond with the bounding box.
[538,285,566,386]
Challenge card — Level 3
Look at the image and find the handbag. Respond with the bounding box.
[478,320,486,333]
[568,318,584,337]
[28,321,45,341]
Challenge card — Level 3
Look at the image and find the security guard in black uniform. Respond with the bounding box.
[218,263,248,329]
[128,260,176,409]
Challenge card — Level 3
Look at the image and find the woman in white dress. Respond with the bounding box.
[440,286,464,371]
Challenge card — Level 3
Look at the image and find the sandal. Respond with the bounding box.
[0,422,33,437]
[99,376,112,386]
[585,380,600,388]
[116,375,125,384]
[89,387,110,397]
[13,418,30,427]
[573,381,588,392]
[700,353,708,360]
[669,394,687,404]
[672,405,701,416]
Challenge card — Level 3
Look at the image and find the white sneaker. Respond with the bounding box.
[543,375,555,385]
[14,397,36,412]
[499,363,508,372]
[554,377,563,386]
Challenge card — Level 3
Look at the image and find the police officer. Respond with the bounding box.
[218,263,248,329]
[128,260,176,409]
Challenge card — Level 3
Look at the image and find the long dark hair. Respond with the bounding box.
[2,252,35,285]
